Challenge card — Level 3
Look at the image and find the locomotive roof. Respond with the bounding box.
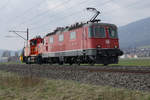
[88,22,117,27]
[45,22,86,37]
[30,36,42,41]
[45,22,117,37]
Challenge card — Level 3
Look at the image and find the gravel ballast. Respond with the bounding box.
[0,64,150,91]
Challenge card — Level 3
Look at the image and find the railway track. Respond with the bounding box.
[1,64,150,74]
[1,64,150,72]
[0,64,150,91]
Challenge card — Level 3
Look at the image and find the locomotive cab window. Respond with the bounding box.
[88,27,94,37]
[88,26,106,38]
[108,27,118,38]
[49,36,54,43]
[70,31,76,40]
[30,40,37,46]
[94,27,106,38]
[59,34,64,42]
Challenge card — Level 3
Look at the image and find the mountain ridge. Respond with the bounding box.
[118,17,150,48]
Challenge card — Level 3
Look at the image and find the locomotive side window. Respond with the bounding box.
[94,27,106,38]
[88,27,94,37]
[108,27,118,38]
[49,36,54,43]
[59,34,64,42]
[70,31,76,40]
[30,40,37,46]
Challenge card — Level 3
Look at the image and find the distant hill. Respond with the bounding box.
[119,17,150,48]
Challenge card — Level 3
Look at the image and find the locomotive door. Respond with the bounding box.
[105,27,111,48]
[82,27,87,50]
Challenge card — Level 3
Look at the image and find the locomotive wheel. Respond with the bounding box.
[89,58,95,66]
[37,56,42,64]
[77,62,80,66]
[59,61,63,65]
[25,57,28,64]
[69,57,74,65]
[26,57,31,64]
[49,61,53,65]
[69,62,73,65]
[90,61,95,66]
[76,56,81,65]
[103,63,108,66]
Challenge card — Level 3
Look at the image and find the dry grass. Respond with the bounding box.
[0,71,44,88]
[0,71,150,100]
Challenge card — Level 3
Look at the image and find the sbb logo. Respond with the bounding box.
[105,39,110,44]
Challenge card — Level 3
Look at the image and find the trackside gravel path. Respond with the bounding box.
[0,64,150,91]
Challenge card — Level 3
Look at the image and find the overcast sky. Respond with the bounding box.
[0,0,150,50]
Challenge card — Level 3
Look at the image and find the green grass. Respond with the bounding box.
[138,45,150,49]
[0,71,150,100]
[0,61,23,65]
[111,59,150,66]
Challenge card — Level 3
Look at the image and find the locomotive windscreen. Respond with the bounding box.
[108,27,118,38]
[88,24,118,39]
[30,40,37,46]
[94,27,106,38]
[88,26,106,38]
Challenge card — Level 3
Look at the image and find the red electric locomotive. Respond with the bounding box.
[22,8,123,65]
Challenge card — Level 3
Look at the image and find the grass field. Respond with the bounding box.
[0,71,150,100]
[0,61,22,65]
[111,59,150,66]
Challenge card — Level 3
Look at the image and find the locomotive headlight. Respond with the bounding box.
[114,45,118,48]
[97,45,101,48]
